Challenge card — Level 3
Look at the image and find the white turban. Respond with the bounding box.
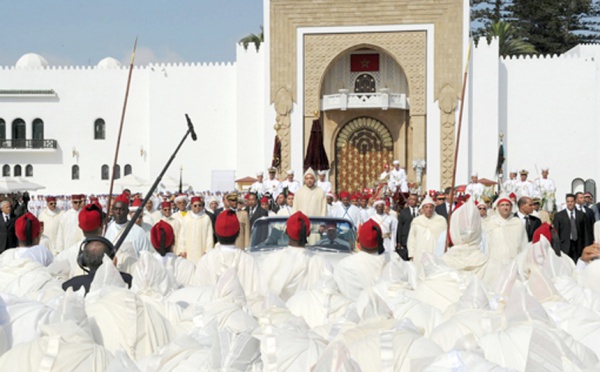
[420,195,435,208]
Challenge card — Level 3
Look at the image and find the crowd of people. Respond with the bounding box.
[0,164,599,370]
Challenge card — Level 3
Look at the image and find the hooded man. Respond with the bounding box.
[194,209,261,295]
[407,195,447,263]
[0,212,53,267]
[261,211,332,301]
[149,220,195,286]
[483,192,528,265]
[333,219,394,299]
[292,167,327,217]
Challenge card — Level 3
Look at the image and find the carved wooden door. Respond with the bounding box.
[336,117,393,193]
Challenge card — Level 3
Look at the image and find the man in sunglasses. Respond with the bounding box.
[56,194,85,254]
[38,196,64,251]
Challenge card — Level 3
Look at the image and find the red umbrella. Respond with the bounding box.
[303,118,329,171]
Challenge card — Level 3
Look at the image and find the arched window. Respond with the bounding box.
[2,165,9,177]
[585,179,597,203]
[124,164,132,176]
[0,119,5,140]
[94,118,105,140]
[13,165,21,177]
[32,118,44,148]
[572,178,585,194]
[72,165,80,180]
[114,164,121,179]
[354,73,376,94]
[25,164,33,177]
[101,165,109,180]
[12,118,25,148]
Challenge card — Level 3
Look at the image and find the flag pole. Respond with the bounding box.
[445,41,472,253]
[105,37,138,234]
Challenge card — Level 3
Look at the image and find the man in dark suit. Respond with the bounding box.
[435,188,452,220]
[397,193,419,260]
[515,196,542,242]
[553,193,586,261]
[0,200,17,253]
[246,192,268,229]
[575,192,595,245]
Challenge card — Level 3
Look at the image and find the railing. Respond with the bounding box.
[0,139,57,149]
[321,89,409,111]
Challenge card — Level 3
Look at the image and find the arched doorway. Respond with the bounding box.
[335,117,393,192]
[12,119,25,148]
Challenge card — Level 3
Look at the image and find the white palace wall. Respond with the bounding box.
[0,44,267,195]
[466,39,600,200]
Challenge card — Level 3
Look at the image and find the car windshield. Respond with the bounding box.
[250,217,356,253]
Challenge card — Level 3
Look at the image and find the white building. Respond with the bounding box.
[0,45,268,195]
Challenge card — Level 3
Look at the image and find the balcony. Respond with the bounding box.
[0,139,58,151]
[321,89,409,112]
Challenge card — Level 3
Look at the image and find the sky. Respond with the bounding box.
[0,1,264,67]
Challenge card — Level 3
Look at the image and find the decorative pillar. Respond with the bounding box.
[438,85,458,188]
[273,87,293,176]
[412,159,426,194]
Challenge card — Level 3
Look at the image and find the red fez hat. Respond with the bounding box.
[45,196,56,203]
[215,209,240,238]
[90,196,99,203]
[533,222,554,244]
[496,196,512,206]
[260,197,268,204]
[71,194,79,200]
[350,193,360,201]
[78,203,103,232]
[161,201,171,209]
[286,211,310,241]
[340,191,350,199]
[358,219,382,250]
[360,194,369,201]
[151,220,175,250]
[15,212,41,243]
[244,193,251,200]
[191,196,202,204]
[509,192,517,199]
[287,192,294,197]
[114,193,130,205]
[131,198,142,207]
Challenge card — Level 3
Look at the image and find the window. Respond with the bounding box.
[12,118,25,148]
[101,164,109,180]
[25,164,33,177]
[2,165,9,177]
[94,118,105,140]
[32,118,44,148]
[0,119,5,140]
[354,73,376,94]
[14,165,21,177]
[114,164,121,179]
[72,165,80,180]
[124,164,132,176]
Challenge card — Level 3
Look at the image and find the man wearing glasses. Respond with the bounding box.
[56,194,85,254]
[38,196,64,250]
[158,201,183,256]
[179,196,214,263]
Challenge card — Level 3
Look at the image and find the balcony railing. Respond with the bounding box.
[321,89,409,111]
[0,139,58,150]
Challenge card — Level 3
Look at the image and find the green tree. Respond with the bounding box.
[239,26,264,51]
[486,21,537,56]
[510,0,600,54]
[471,0,512,39]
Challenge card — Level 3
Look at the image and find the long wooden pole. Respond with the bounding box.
[445,42,472,253]
[104,37,138,233]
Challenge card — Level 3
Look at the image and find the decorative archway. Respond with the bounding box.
[335,117,393,192]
